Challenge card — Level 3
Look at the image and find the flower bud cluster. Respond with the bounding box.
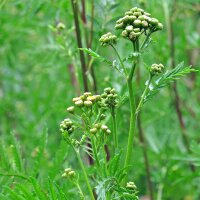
[99,32,117,46]
[62,168,76,179]
[71,92,101,109]
[60,118,75,135]
[150,63,164,75]
[90,123,111,135]
[115,7,163,41]
[101,87,118,108]
[126,181,137,190]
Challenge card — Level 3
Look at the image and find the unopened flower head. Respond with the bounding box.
[101,87,118,108]
[60,118,75,135]
[150,63,164,75]
[115,7,163,41]
[99,32,117,46]
[62,168,76,179]
[126,181,137,190]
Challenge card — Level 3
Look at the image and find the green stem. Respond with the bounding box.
[75,149,95,200]
[136,75,152,115]
[124,40,139,181]
[140,31,152,51]
[75,182,85,200]
[111,108,118,150]
[91,137,102,175]
[110,44,128,76]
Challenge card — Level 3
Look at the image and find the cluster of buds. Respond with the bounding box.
[62,168,76,179]
[71,92,101,109]
[126,181,137,190]
[60,118,74,135]
[101,88,118,108]
[90,123,111,135]
[150,63,164,75]
[99,32,117,46]
[115,7,163,41]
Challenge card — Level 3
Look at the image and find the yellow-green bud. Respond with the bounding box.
[67,106,75,113]
[75,100,83,107]
[84,92,92,97]
[126,25,134,32]
[101,125,108,131]
[150,18,159,25]
[115,23,124,29]
[126,182,137,190]
[106,129,111,135]
[84,100,93,107]
[122,30,128,38]
[157,23,163,30]
[133,12,142,17]
[73,97,81,102]
[134,19,142,27]
[90,128,97,134]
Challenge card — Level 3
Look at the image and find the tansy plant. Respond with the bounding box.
[61,7,195,200]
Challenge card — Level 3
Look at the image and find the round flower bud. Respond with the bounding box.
[134,19,142,27]
[144,12,151,17]
[128,15,136,21]
[157,23,163,30]
[90,128,97,134]
[73,97,81,102]
[126,25,134,32]
[131,7,138,12]
[75,100,83,107]
[141,20,148,28]
[101,125,108,131]
[125,11,133,16]
[115,22,124,29]
[93,95,101,101]
[100,114,106,120]
[122,15,129,23]
[122,30,128,38]
[133,12,142,17]
[57,22,66,30]
[104,87,112,93]
[111,88,116,94]
[137,8,144,13]
[106,129,111,135]
[133,28,140,33]
[116,18,123,24]
[67,106,75,113]
[87,96,96,102]
[68,171,76,178]
[84,92,92,97]
[65,168,72,173]
[101,93,107,98]
[126,182,137,190]
[84,100,93,107]
[138,15,145,21]
[94,123,101,129]
[150,18,159,25]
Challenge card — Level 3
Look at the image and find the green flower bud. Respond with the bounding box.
[136,8,144,13]
[106,129,111,135]
[142,20,148,28]
[122,30,128,38]
[75,100,83,107]
[99,32,117,46]
[111,88,116,94]
[84,92,92,97]
[144,12,151,17]
[138,15,145,21]
[101,93,107,98]
[126,182,137,190]
[125,11,133,16]
[67,106,75,113]
[68,171,76,178]
[72,97,81,102]
[94,123,101,129]
[150,18,159,25]
[104,87,112,93]
[115,22,124,29]
[133,28,140,33]
[150,63,164,75]
[100,114,106,120]
[87,96,96,102]
[57,22,66,30]
[126,25,134,32]
[122,15,129,23]
[133,12,142,17]
[157,23,163,30]
[128,15,136,21]
[134,19,142,27]
[101,125,108,131]
[84,100,93,107]
[65,168,72,173]
[90,128,97,134]
[131,7,138,12]
[93,95,101,101]
[116,18,123,24]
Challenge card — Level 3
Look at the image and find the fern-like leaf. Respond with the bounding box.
[144,62,197,103]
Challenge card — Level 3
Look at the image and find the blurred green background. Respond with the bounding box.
[0,0,200,199]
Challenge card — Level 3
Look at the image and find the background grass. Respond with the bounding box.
[0,0,200,199]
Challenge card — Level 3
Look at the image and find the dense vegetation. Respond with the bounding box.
[0,0,200,199]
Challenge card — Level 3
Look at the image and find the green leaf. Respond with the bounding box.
[144,62,197,103]
[79,48,112,65]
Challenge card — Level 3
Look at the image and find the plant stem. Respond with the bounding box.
[111,44,128,76]
[71,0,89,92]
[124,40,139,181]
[111,108,118,150]
[91,136,102,175]
[75,149,95,200]
[75,182,85,200]
[136,75,152,115]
